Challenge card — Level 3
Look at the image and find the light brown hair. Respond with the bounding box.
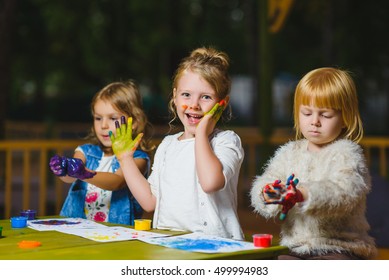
[87,80,154,153]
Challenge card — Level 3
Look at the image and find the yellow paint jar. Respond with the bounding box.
[134,219,152,231]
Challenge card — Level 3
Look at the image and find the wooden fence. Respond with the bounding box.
[1,131,388,219]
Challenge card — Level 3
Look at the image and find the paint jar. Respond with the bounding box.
[134,219,152,230]
[10,216,28,228]
[20,209,37,220]
[253,234,273,248]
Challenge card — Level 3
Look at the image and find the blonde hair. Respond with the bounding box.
[168,47,232,128]
[293,67,363,143]
[87,80,154,153]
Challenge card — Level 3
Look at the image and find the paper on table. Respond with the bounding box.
[27,218,107,231]
[138,232,258,253]
[55,226,170,242]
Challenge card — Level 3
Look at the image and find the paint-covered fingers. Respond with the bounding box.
[110,120,142,160]
[205,99,227,122]
[49,155,67,176]
[130,133,143,152]
[66,157,96,180]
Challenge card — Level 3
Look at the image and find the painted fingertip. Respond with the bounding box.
[109,131,113,137]
[219,99,227,106]
[115,120,120,129]
[121,116,126,124]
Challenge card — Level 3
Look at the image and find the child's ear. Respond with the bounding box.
[223,95,230,106]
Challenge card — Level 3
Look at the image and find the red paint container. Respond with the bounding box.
[253,234,273,248]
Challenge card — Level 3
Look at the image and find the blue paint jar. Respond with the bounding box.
[10,216,28,228]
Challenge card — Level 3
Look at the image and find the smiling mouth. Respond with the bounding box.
[186,113,203,124]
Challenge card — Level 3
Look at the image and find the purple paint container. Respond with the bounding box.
[20,209,37,220]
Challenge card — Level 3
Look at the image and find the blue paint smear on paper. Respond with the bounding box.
[160,238,244,251]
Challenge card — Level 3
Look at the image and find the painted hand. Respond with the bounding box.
[263,174,304,220]
[66,157,96,180]
[49,155,96,180]
[49,155,67,176]
[109,116,143,160]
[204,99,227,123]
[263,179,285,201]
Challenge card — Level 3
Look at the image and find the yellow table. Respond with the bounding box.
[0,217,288,260]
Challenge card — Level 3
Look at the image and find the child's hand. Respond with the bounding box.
[49,155,67,176]
[204,99,227,123]
[49,155,96,180]
[66,157,96,180]
[263,174,304,220]
[263,179,285,202]
[109,116,143,160]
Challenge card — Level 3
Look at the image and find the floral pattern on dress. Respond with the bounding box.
[84,185,112,222]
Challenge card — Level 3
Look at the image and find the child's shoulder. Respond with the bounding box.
[275,139,306,153]
[211,129,242,144]
[329,139,362,153]
[77,143,101,153]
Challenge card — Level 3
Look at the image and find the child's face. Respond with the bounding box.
[299,104,345,152]
[174,70,219,139]
[93,99,127,150]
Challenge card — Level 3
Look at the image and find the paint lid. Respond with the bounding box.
[18,240,42,248]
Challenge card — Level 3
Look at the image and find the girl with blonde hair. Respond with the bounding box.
[251,67,377,259]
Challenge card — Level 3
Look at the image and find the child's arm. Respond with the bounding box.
[195,100,227,193]
[110,117,156,212]
[49,150,131,191]
[49,151,95,183]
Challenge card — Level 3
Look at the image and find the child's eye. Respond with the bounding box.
[202,95,212,100]
[94,116,101,121]
[181,92,190,97]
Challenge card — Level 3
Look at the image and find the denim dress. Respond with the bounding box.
[60,144,149,225]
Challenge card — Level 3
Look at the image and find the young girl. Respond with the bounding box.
[49,80,154,225]
[110,47,245,240]
[250,67,377,259]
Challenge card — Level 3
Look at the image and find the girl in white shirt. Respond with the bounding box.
[110,47,244,240]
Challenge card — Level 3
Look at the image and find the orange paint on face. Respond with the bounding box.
[219,99,227,106]
[182,105,188,110]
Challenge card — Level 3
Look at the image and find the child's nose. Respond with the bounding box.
[101,119,109,128]
[189,101,200,110]
[311,115,321,126]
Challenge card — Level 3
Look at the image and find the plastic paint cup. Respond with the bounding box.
[134,219,152,230]
[253,234,273,248]
[20,209,37,220]
[10,216,28,228]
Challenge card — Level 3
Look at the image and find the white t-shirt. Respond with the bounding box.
[148,129,245,240]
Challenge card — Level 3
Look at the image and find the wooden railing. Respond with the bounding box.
[1,134,388,219]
